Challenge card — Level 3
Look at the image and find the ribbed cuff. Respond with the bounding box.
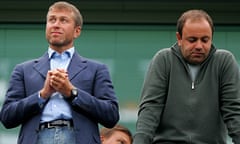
[133,133,152,144]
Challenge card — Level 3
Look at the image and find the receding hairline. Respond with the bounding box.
[177,9,214,36]
[47,1,83,27]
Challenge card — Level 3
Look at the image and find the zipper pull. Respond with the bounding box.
[192,82,194,89]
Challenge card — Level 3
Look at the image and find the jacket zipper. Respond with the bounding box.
[191,82,195,90]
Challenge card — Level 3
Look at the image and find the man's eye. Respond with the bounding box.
[48,18,56,23]
[188,38,197,43]
[117,141,124,144]
[201,37,209,43]
[61,19,68,24]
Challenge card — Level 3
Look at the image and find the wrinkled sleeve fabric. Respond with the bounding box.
[218,50,240,144]
[70,63,119,128]
[0,64,42,128]
[133,49,170,144]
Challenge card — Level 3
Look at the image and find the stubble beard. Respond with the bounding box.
[48,37,72,48]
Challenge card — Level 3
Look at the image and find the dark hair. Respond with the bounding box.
[100,124,133,143]
[47,1,83,28]
[177,9,214,37]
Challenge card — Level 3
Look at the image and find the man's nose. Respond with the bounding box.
[195,40,203,49]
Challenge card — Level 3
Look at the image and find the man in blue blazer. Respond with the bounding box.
[0,1,119,144]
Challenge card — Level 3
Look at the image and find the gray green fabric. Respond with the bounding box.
[134,42,240,144]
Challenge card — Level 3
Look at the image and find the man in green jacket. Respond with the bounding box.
[133,9,240,144]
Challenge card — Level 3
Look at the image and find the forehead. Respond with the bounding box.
[47,8,74,18]
[182,18,212,35]
[111,131,131,143]
[184,18,211,28]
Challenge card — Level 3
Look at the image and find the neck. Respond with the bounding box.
[50,45,73,54]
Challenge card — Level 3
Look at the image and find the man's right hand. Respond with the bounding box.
[40,70,56,99]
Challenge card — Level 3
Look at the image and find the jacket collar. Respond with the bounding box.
[171,42,217,65]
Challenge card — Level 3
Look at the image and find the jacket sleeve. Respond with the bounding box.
[133,50,169,144]
[69,63,119,128]
[0,64,42,128]
[218,50,240,144]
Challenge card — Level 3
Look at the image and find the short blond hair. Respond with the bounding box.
[100,124,133,143]
[47,1,83,28]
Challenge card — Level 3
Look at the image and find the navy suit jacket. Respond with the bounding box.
[0,52,119,144]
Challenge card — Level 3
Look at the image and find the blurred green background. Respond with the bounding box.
[0,24,240,143]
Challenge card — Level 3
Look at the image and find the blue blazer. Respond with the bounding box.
[0,52,119,144]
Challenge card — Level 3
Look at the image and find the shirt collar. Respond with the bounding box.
[48,47,75,59]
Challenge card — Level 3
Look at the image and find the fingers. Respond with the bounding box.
[41,69,70,99]
[49,69,69,91]
[50,69,68,78]
[40,71,56,99]
[50,75,66,87]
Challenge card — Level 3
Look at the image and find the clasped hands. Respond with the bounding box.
[40,68,74,99]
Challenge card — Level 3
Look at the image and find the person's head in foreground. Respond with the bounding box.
[100,124,133,144]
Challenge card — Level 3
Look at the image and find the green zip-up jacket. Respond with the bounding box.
[134,43,240,144]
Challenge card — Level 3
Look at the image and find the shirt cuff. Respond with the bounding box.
[38,92,47,108]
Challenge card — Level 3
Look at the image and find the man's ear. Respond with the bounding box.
[74,26,81,38]
[100,135,105,143]
[176,32,182,46]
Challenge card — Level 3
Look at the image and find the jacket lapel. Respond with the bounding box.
[67,52,87,80]
[33,53,50,78]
